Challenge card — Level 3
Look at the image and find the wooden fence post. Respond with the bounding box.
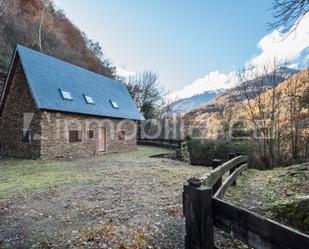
[229,153,237,185]
[212,159,222,194]
[184,179,214,249]
[229,153,236,159]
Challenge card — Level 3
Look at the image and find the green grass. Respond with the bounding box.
[224,165,309,234]
[0,160,89,198]
[0,146,173,198]
[226,166,308,207]
[223,169,258,204]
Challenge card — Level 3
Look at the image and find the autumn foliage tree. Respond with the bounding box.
[0,0,115,78]
[237,64,309,167]
[237,61,283,167]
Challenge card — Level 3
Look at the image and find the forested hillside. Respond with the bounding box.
[186,67,298,121]
[186,68,309,167]
[0,0,115,78]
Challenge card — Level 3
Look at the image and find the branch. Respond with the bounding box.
[269,0,309,33]
[0,0,8,17]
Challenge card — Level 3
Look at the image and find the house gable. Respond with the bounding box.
[0,58,41,158]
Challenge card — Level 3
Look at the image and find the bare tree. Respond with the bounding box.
[237,60,283,167]
[283,69,309,160]
[127,70,163,119]
[286,77,302,159]
[38,0,50,52]
[270,0,309,32]
[0,0,8,17]
[218,104,234,139]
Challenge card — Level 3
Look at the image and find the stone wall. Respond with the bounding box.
[40,111,137,159]
[1,62,41,158]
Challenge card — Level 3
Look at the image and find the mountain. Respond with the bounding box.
[187,67,299,118]
[165,67,299,116]
[165,89,225,114]
[0,0,115,78]
[275,67,300,78]
[182,67,302,140]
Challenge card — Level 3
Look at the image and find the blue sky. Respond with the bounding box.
[54,0,309,99]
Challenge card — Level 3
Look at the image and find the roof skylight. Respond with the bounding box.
[60,89,73,100]
[110,100,119,109]
[84,95,95,105]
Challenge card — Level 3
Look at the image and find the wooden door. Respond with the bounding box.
[97,128,106,152]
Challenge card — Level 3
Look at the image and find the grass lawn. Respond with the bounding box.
[0,147,181,198]
[0,146,209,249]
[224,163,309,234]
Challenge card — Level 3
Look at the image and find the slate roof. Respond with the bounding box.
[5,45,144,120]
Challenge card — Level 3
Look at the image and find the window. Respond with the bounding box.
[84,95,95,105]
[118,131,126,140]
[110,100,119,109]
[88,130,94,139]
[69,130,82,142]
[21,129,31,144]
[60,89,73,100]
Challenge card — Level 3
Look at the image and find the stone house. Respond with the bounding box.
[0,45,144,159]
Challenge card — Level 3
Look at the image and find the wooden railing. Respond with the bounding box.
[137,138,184,150]
[183,154,309,249]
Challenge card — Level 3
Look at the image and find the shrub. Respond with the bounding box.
[186,138,261,168]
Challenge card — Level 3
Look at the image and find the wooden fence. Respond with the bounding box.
[137,138,184,150]
[183,153,309,249]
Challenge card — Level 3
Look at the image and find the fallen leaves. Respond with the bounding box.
[72,224,157,249]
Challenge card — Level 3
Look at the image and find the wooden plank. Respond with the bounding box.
[213,198,309,249]
[229,153,237,185]
[184,184,214,249]
[214,164,248,199]
[200,156,247,187]
[137,139,180,149]
[138,138,183,143]
[137,141,177,149]
[212,159,222,194]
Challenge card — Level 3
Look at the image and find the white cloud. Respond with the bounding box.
[116,67,136,78]
[169,13,309,101]
[249,13,309,69]
[168,71,238,100]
